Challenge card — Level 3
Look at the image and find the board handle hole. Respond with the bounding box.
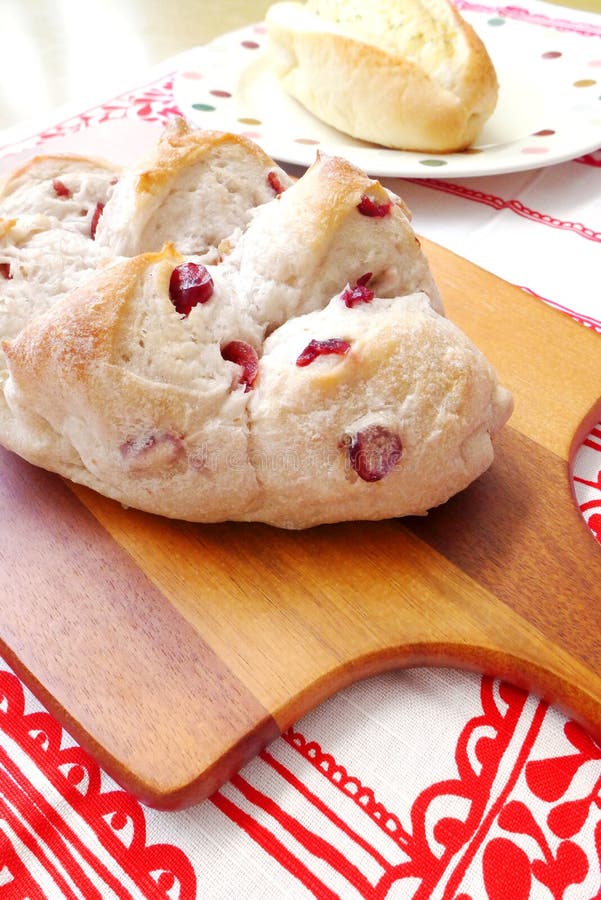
[570,411,601,546]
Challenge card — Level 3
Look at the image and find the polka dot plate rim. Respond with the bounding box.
[174,13,601,179]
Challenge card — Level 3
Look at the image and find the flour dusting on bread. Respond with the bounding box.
[0,120,512,528]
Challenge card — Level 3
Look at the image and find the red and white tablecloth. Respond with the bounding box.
[1,1,600,896]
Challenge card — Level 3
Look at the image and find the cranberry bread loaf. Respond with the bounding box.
[0,123,512,528]
[265,0,498,152]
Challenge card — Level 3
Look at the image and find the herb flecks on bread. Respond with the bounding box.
[266,0,498,152]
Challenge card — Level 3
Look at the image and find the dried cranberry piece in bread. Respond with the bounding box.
[347,425,403,482]
[296,338,351,366]
[221,341,260,391]
[357,196,391,218]
[52,179,72,198]
[169,262,214,315]
[341,273,374,308]
[90,202,104,239]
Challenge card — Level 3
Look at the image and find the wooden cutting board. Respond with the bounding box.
[1,238,600,810]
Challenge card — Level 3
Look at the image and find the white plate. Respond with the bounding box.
[174,8,601,178]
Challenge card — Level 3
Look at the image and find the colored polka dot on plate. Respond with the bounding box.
[254,25,267,34]
[488,17,505,25]
[574,79,596,88]
[181,71,203,80]
[294,138,320,145]
[419,159,448,167]
[241,40,260,49]
[238,117,262,125]
[210,89,232,98]
[192,103,215,112]
[239,131,262,140]
[533,129,555,136]
[542,51,562,59]
[521,147,549,155]
[589,60,601,68]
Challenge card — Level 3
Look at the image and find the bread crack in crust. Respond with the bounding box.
[0,119,511,528]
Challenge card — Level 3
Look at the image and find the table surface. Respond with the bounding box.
[1,0,599,131]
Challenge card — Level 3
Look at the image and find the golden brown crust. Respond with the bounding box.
[0,153,117,197]
[259,151,411,261]
[136,118,281,195]
[287,150,395,248]
[4,246,181,392]
[292,32,489,151]
[266,1,498,152]
[445,4,499,127]
[0,218,17,240]
[317,150,410,216]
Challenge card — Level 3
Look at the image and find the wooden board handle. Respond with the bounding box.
[1,241,600,809]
